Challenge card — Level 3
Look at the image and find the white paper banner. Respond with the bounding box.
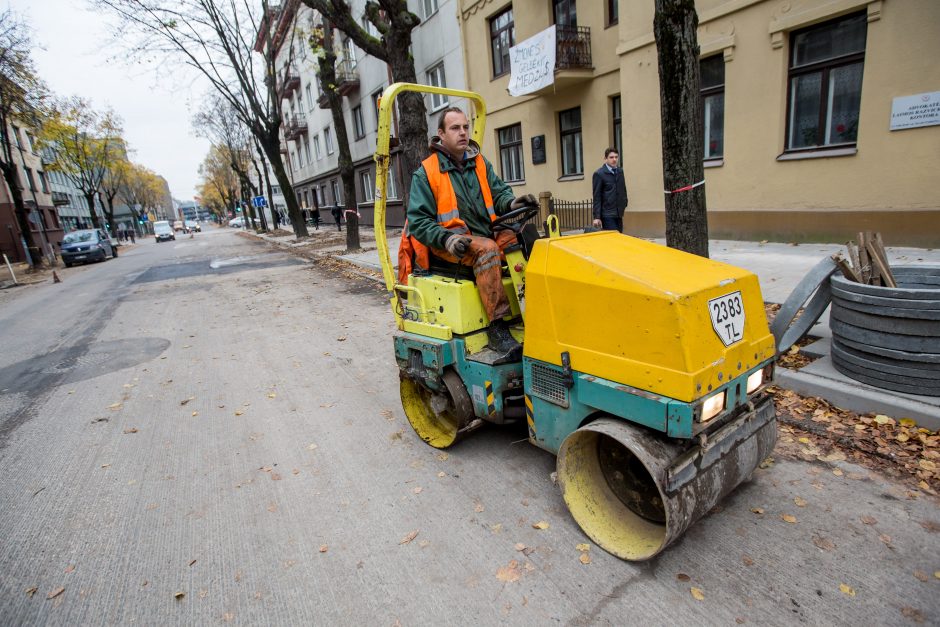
[507,26,556,97]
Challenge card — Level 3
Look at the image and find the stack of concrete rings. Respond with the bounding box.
[829,265,940,396]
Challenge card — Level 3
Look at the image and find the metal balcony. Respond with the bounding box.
[278,71,300,99]
[335,59,360,96]
[555,25,592,69]
[284,115,308,140]
[52,191,70,206]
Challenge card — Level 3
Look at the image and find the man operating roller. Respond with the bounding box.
[399,107,536,361]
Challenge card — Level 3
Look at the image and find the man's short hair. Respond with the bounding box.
[437,106,466,131]
[604,147,619,158]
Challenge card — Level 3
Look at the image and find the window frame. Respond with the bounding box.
[371,88,384,125]
[558,107,583,176]
[352,105,365,139]
[700,55,725,161]
[306,84,313,112]
[426,62,448,112]
[331,179,341,205]
[606,0,618,27]
[497,123,525,183]
[489,7,515,79]
[38,170,49,193]
[611,95,622,160]
[313,134,322,159]
[359,170,374,202]
[422,0,439,19]
[324,126,334,155]
[784,11,867,153]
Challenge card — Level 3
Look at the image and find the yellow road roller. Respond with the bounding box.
[372,84,777,561]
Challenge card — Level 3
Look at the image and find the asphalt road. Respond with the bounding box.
[0,227,937,624]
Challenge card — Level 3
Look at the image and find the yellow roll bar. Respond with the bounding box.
[373,82,487,322]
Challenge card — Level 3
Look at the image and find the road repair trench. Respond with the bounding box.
[133,253,307,284]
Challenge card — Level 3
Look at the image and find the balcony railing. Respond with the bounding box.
[336,59,360,96]
[283,115,308,140]
[52,191,70,207]
[555,25,592,70]
[278,71,300,99]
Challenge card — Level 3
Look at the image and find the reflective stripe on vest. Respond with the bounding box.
[421,152,496,235]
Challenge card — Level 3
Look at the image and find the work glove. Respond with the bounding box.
[445,234,472,258]
[509,193,538,211]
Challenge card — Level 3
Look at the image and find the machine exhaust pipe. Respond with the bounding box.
[557,398,776,561]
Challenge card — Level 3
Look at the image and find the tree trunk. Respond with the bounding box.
[248,151,270,232]
[255,140,277,229]
[84,192,102,230]
[386,38,426,205]
[258,132,307,238]
[317,23,361,252]
[654,0,709,258]
[102,192,117,235]
[0,162,41,265]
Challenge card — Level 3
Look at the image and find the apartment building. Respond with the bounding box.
[263,0,468,227]
[458,0,940,246]
[0,123,62,263]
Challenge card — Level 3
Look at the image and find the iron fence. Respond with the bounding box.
[549,197,593,231]
[555,26,592,69]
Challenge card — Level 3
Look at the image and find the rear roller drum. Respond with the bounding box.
[557,409,776,561]
[400,370,478,449]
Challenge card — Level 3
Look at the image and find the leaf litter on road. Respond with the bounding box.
[399,530,419,545]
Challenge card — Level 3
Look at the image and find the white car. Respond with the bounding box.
[229,217,245,228]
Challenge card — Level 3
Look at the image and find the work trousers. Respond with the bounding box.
[432,229,516,323]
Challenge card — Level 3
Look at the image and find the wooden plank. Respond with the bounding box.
[832,253,862,283]
[857,231,872,284]
[868,233,897,288]
[846,241,861,278]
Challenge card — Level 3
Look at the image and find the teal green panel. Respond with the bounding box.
[666,402,694,438]
[454,348,524,421]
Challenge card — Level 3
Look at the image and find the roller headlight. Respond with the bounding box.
[700,391,726,423]
[746,370,764,394]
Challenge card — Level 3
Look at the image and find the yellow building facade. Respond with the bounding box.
[458,0,940,246]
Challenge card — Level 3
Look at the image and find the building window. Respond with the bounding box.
[423,0,438,19]
[611,95,622,158]
[296,89,304,112]
[559,107,583,176]
[343,38,356,69]
[426,62,448,111]
[331,179,341,205]
[313,134,322,159]
[361,15,378,37]
[25,167,36,191]
[607,0,618,26]
[353,105,365,139]
[324,126,334,154]
[387,162,399,199]
[552,0,577,26]
[38,170,49,193]
[297,142,304,167]
[497,124,524,183]
[786,12,866,151]
[359,170,373,202]
[701,56,724,159]
[24,131,35,152]
[303,136,312,163]
[11,125,21,147]
[306,84,313,111]
[489,8,514,78]
[372,88,383,124]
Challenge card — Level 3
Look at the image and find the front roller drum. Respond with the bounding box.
[557,397,777,561]
[400,370,481,449]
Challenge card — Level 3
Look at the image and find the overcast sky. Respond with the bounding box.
[6,0,212,200]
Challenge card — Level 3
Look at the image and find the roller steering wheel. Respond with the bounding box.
[491,203,540,233]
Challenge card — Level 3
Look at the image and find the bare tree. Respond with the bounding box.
[310,20,359,251]
[654,0,708,257]
[95,0,309,238]
[301,0,426,200]
[0,10,48,265]
[99,141,130,234]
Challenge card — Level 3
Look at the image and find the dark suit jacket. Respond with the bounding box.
[592,165,628,219]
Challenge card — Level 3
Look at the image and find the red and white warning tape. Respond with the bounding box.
[664,180,705,194]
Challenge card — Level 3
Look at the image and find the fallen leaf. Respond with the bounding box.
[900,607,925,623]
[399,530,419,545]
[271,473,281,481]
[47,587,64,599]
[319,545,328,553]
[108,403,122,410]
[579,553,591,565]
[913,570,929,582]
[812,536,835,551]
[532,521,549,530]
[223,612,235,622]
[266,502,277,513]
[437,472,445,478]
[873,415,894,426]
[676,573,691,582]
[690,587,705,601]
[934,571,940,579]
[742,555,754,566]
[336,336,347,342]
[419,540,431,548]
[496,560,521,582]
[174,591,185,600]
[122,427,138,434]
[879,533,892,545]
[437,453,448,461]
[839,583,856,597]
[832,468,844,476]
[307,443,318,450]
[180,397,194,406]
[64,565,75,574]
[25,586,37,596]
[794,497,807,507]
[412,487,423,494]
[899,418,917,428]
[861,515,877,525]
[267,393,276,399]
[759,457,775,469]
[100,463,111,468]
[782,514,797,524]
[234,410,243,416]
[750,507,764,515]
[474,503,485,513]
[514,543,527,552]
[798,437,811,444]
[576,543,590,552]
[191,411,198,417]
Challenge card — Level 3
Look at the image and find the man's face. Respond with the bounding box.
[605,151,619,168]
[438,111,470,159]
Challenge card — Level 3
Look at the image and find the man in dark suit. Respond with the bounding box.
[591,147,629,232]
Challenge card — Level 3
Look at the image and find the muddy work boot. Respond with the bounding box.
[486,320,522,362]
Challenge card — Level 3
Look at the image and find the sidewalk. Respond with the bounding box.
[254,227,940,429]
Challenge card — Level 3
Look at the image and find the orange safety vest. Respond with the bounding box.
[398,152,496,285]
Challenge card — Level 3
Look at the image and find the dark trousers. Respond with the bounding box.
[601,216,623,232]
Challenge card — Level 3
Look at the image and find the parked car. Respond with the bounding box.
[153,220,175,242]
[185,219,201,232]
[173,220,185,232]
[228,217,245,228]
[59,229,116,267]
